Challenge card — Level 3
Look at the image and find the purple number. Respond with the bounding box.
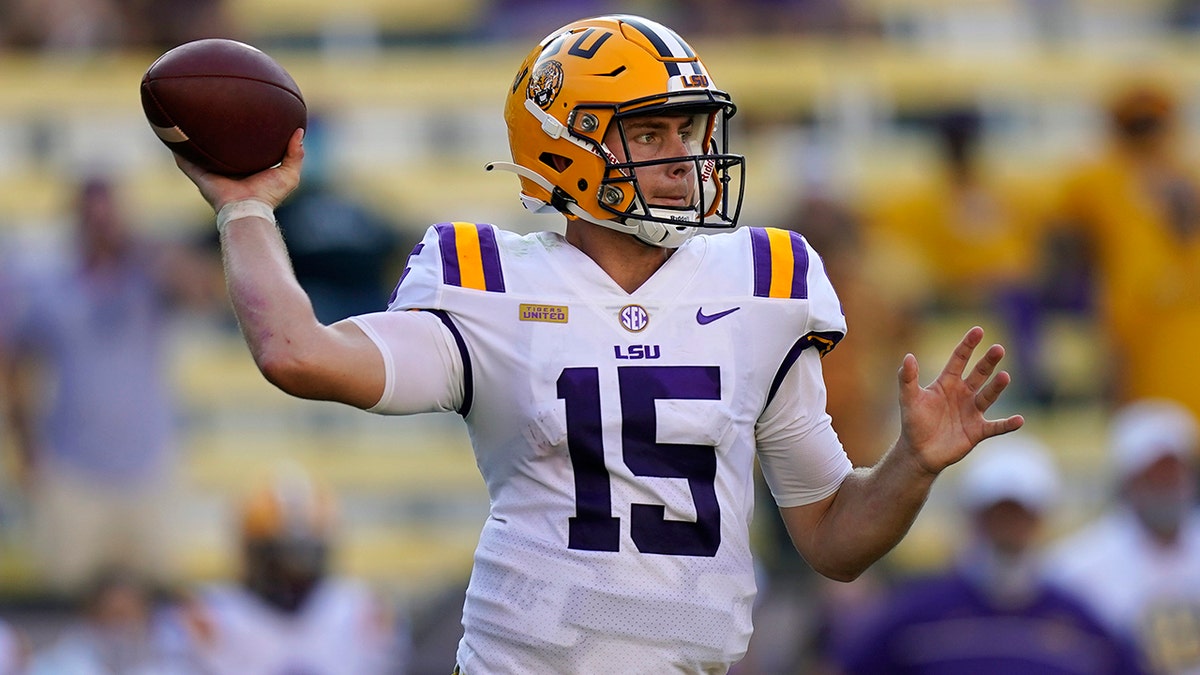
[620,366,721,556]
[557,365,722,557]
[559,367,620,552]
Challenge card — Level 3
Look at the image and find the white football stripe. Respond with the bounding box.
[644,21,690,59]
[151,123,188,143]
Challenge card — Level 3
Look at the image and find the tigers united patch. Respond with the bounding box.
[519,304,568,323]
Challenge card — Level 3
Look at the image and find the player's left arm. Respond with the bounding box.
[780,326,1023,581]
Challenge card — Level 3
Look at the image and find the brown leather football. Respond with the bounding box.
[140,38,306,176]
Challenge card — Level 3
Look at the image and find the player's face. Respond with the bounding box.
[606,113,703,208]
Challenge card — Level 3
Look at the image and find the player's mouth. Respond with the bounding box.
[650,194,691,207]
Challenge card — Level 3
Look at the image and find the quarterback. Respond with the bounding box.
[172,14,1024,674]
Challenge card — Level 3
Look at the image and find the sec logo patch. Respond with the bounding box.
[618,304,649,333]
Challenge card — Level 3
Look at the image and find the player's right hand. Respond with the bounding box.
[174,127,305,213]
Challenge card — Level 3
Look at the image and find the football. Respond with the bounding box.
[140,38,307,176]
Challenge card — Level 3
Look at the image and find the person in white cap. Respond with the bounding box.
[831,436,1146,675]
[1046,398,1200,675]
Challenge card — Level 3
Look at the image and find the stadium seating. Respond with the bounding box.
[0,27,1182,596]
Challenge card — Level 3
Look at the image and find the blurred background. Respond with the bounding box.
[0,0,1199,673]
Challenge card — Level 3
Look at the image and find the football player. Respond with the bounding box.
[171,14,1023,674]
[179,468,404,674]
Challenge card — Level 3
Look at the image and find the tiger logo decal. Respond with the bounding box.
[528,60,564,110]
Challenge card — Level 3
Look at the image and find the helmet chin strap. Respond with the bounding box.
[486,161,697,248]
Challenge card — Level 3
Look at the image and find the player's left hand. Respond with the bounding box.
[895,326,1024,475]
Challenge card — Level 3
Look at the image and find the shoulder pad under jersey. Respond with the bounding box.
[744,226,846,356]
[387,221,507,310]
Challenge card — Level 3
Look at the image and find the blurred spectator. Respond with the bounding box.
[27,568,199,674]
[158,0,235,50]
[176,466,408,674]
[0,0,234,52]
[1046,399,1200,675]
[1050,81,1200,419]
[118,0,236,51]
[675,0,875,37]
[830,436,1146,675]
[0,619,30,675]
[471,1,622,42]
[866,106,1056,403]
[1168,0,1200,32]
[273,115,411,324]
[787,190,920,466]
[0,0,128,52]
[0,175,223,596]
[472,0,876,42]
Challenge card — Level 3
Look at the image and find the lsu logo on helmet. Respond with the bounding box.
[528,60,564,110]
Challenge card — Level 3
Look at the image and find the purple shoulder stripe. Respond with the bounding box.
[750,227,810,299]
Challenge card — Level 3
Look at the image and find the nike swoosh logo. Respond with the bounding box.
[696,306,741,325]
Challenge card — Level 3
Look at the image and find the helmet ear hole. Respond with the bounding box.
[539,152,573,173]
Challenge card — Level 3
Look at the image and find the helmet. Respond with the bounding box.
[238,466,337,613]
[239,467,336,544]
[489,14,745,248]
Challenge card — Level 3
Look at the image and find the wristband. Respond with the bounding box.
[216,199,275,234]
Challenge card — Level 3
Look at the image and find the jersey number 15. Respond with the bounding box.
[557,365,721,557]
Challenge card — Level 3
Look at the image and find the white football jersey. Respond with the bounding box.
[185,579,397,675]
[356,224,852,674]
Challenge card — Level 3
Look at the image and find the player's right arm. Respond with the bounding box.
[172,129,385,409]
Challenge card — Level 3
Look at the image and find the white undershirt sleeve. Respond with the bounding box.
[755,348,854,508]
[348,310,464,415]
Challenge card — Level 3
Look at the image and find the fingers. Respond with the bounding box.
[897,352,919,394]
[940,326,984,380]
[975,368,1011,410]
[280,128,306,170]
[983,413,1025,438]
[172,152,225,209]
[173,152,208,181]
[970,352,1024,439]
[964,343,1006,393]
[929,327,1021,419]
[942,328,1010,398]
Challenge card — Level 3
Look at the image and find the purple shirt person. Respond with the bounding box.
[832,438,1147,675]
[0,175,221,594]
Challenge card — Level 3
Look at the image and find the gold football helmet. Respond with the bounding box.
[238,466,337,612]
[489,15,745,248]
[240,465,336,544]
